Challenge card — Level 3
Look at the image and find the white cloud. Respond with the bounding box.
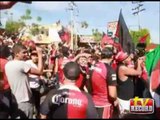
[31,2,68,12]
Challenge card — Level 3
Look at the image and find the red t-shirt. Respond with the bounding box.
[75,73,84,88]
[89,62,117,106]
[75,66,89,90]
[0,58,10,90]
[58,57,72,84]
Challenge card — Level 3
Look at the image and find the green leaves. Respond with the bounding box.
[81,21,88,29]
[20,9,32,21]
[130,28,151,46]
[92,29,103,42]
[5,20,25,34]
[5,8,42,36]
[37,16,42,22]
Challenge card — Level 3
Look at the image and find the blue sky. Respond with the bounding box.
[1,1,160,44]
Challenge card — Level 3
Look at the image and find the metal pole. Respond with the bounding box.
[70,8,74,50]
[132,2,145,31]
[75,22,77,49]
[74,14,79,50]
[137,5,140,30]
[67,2,78,50]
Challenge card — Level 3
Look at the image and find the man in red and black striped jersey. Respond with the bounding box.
[87,47,118,118]
[40,62,99,119]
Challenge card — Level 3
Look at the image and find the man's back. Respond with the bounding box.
[89,62,117,106]
[40,84,98,119]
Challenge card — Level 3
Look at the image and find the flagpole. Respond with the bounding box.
[67,2,74,50]
[67,2,78,50]
[71,8,73,50]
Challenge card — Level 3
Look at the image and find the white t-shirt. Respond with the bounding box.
[5,60,32,103]
[25,60,40,89]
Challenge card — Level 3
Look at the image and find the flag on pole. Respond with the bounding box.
[115,9,135,54]
[0,1,31,10]
[101,32,114,48]
[139,33,149,43]
[145,45,160,92]
[0,1,17,10]
[58,28,71,44]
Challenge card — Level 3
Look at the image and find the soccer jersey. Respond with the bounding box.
[40,84,99,119]
[88,62,117,107]
[0,58,10,90]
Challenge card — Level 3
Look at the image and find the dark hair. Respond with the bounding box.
[63,62,80,81]
[58,42,63,47]
[62,46,69,57]
[101,47,113,59]
[0,45,11,58]
[12,43,27,55]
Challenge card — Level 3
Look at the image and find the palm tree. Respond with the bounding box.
[20,9,32,21]
[92,28,102,42]
[81,21,88,29]
[36,16,42,22]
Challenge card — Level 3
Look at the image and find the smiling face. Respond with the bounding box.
[77,56,88,67]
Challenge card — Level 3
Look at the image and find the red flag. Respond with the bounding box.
[101,33,114,48]
[115,22,120,38]
[139,33,149,43]
[0,1,31,10]
[58,27,71,44]
[113,42,123,52]
[0,1,16,10]
[59,31,70,44]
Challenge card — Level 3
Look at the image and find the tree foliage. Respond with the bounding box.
[130,28,151,46]
[37,16,42,22]
[81,21,88,28]
[30,23,40,36]
[5,8,43,37]
[92,29,103,42]
[20,9,32,21]
[5,20,25,35]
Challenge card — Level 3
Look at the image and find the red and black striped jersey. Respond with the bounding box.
[40,85,99,119]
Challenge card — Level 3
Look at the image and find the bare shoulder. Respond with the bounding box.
[119,65,127,71]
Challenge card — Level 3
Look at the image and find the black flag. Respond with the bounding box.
[115,9,135,54]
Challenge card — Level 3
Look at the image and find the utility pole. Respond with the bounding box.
[74,5,79,49]
[67,1,78,50]
[132,1,145,30]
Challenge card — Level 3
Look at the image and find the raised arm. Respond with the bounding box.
[29,47,43,75]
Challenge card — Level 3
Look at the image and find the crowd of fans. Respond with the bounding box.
[0,32,159,119]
